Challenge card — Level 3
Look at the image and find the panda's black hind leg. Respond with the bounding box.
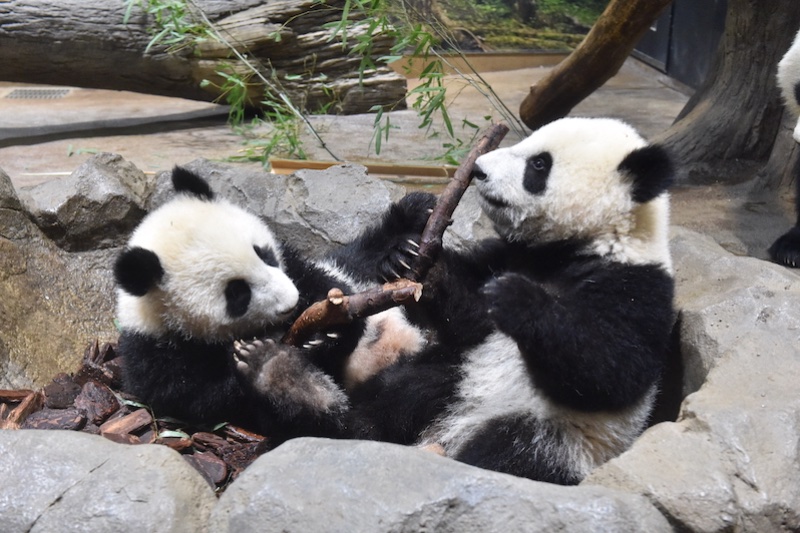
[232,338,349,436]
[768,225,800,267]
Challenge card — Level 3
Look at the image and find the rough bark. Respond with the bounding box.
[0,0,407,114]
[518,0,672,131]
[659,0,800,185]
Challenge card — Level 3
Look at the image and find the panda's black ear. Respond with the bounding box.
[171,166,214,200]
[114,247,165,296]
[618,144,674,203]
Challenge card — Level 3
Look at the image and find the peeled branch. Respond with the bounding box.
[282,280,423,346]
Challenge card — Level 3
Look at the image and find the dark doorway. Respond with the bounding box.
[634,0,728,89]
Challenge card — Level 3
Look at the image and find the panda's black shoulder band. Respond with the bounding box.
[171,166,215,200]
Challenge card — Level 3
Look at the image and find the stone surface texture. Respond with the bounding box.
[0,430,216,533]
[211,438,672,533]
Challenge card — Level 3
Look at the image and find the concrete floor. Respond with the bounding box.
[0,58,689,188]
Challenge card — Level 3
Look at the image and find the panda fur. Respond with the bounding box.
[114,167,425,443]
[769,28,800,267]
[344,117,676,484]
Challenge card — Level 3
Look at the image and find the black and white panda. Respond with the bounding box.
[114,167,425,444]
[338,117,676,484]
[769,28,800,267]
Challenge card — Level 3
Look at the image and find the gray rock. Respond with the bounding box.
[153,159,493,257]
[19,152,153,251]
[212,438,672,533]
[0,166,119,389]
[0,165,22,210]
[0,430,216,533]
[585,227,800,533]
[0,166,34,241]
[445,185,498,250]
[153,160,408,257]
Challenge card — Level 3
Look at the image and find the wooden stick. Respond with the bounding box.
[410,122,509,280]
[282,123,508,347]
[282,280,423,347]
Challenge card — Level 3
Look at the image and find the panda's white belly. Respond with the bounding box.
[419,331,656,477]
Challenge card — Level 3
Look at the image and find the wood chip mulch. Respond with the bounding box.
[0,340,268,494]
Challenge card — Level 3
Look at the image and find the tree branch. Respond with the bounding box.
[410,122,509,280]
[282,122,509,347]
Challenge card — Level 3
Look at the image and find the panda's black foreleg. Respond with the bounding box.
[347,358,461,444]
[481,270,671,412]
[768,154,800,267]
[232,337,351,443]
[454,415,582,485]
[329,192,437,281]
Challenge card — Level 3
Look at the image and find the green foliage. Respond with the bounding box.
[199,67,251,127]
[123,0,210,53]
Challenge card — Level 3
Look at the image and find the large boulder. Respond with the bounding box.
[19,152,153,252]
[584,227,800,533]
[148,159,494,257]
[0,430,216,533]
[0,165,118,389]
[211,438,671,532]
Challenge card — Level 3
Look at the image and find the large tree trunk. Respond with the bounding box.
[518,0,672,131]
[0,0,407,115]
[659,0,800,185]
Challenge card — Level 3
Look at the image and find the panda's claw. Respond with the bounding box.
[327,332,340,339]
[398,259,411,270]
[406,239,420,249]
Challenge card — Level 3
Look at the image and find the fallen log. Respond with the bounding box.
[0,0,406,114]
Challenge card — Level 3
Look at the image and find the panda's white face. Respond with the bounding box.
[116,195,299,342]
[777,30,800,142]
[473,117,672,267]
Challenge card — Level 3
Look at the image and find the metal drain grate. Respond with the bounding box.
[5,88,71,99]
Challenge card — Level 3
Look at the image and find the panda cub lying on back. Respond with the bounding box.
[241,117,676,484]
[114,167,425,443]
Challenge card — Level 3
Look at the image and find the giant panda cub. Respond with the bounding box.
[114,167,425,444]
[343,117,677,484]
[769,28,800,267]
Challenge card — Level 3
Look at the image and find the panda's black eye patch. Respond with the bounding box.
[225,279,251,318]
[254,245,279,267]
[523,152,552,195]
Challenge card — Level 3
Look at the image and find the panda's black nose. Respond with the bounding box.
[471,168,487,180]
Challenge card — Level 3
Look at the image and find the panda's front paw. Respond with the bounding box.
[377,234,421,281]
[482,273,550,335]
[768,226,800,268]
[394,192,437,233]
[233,337,347,416]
